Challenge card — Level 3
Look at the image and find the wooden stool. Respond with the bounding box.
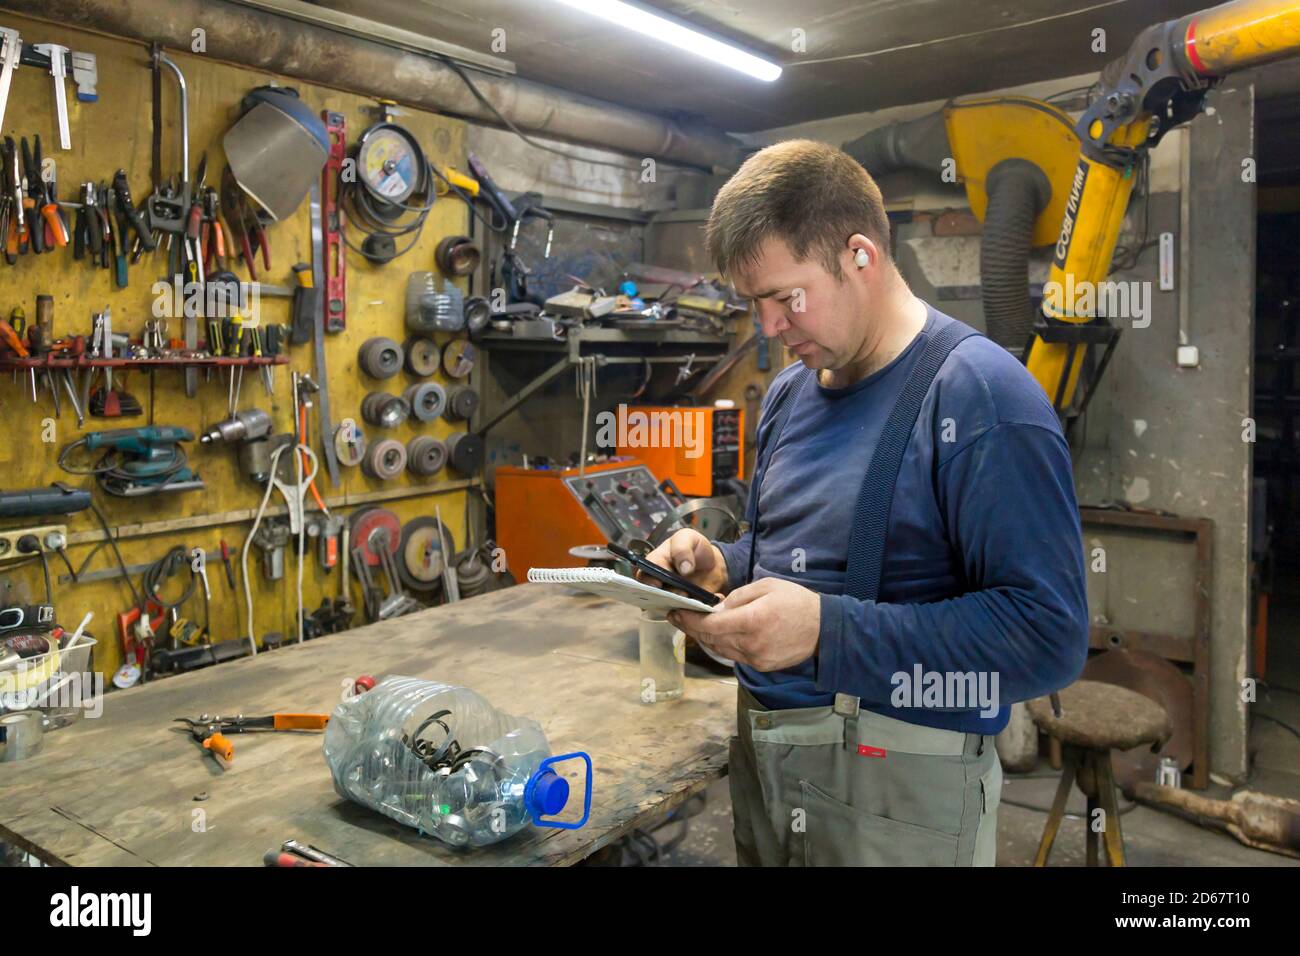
[1027,680,1171,867]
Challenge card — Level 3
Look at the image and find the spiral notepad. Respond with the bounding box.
[527,567,717,615]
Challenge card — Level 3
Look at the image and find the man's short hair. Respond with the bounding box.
[705,139,891,282]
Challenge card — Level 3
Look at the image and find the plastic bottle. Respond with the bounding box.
[405,273,465,332]
[323,675,590,848]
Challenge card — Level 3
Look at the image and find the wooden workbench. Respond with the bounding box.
[0,585,738,866]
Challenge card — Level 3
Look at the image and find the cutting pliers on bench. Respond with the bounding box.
[173,712,329,764]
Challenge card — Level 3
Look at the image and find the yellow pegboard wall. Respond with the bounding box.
[0,14,476,678]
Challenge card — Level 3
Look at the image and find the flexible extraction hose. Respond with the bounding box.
[979,159,1051,348]
[843,113,1052,350]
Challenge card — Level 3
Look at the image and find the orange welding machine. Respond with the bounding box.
[495,458,679,578]
[614,405,743,498]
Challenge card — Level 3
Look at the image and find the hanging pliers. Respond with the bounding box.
[73,181,102,261]
[201,186,227,273]
[174,712,330,764]
[220,163,269,281]
[34,136,68,250]
[0,137,18,263]
[111,169,156,254]
[184,152,208,287]
[19,136,41,254]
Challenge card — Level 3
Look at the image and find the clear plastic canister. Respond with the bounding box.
[323,675,590,847]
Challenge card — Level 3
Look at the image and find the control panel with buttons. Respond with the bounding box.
[563,465,674,545]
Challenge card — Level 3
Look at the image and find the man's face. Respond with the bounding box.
[730,236,870,371]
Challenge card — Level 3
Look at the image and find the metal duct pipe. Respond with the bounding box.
[845,111,1051,348]
[841,111,950,177]
[0,0,746,171]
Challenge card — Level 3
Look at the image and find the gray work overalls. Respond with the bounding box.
[729,321,1001,866]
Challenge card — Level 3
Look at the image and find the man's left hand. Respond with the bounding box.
[669,577,820,671]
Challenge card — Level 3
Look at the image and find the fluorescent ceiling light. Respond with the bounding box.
[553,0,782,82]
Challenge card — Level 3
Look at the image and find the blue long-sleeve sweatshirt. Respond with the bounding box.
[715,305,1089,734]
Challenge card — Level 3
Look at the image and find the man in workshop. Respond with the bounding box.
[643,139,1089,867]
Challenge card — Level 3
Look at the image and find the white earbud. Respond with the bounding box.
[854,249,869,268]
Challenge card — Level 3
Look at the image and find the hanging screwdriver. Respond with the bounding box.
[225,296,245,411]
[264,323,283,394]
[2,307,35,401]
[247,324,272,396]
[206,315,223,358]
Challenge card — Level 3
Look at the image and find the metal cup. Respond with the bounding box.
[0,710,44,762]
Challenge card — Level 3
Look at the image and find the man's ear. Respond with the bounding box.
[848,233,881,271]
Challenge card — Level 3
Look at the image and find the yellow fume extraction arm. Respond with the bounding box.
[844,0,1300,418]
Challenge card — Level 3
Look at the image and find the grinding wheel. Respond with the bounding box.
[403,335,441,377]
[434,235,480,277]
[446,431,484,475]
[397,516,456,593]
[361,438,407,481]
[442,339,476,379]
[403,382,447,422]
[406,435,448,476]
[348,506,401,567]
[358,336,404,379]
[362,391,411,429]
[443,384,479,421]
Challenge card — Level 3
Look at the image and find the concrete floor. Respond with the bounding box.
[637,743,1300,867]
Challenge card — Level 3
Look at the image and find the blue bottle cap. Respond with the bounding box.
[528,769,570,817]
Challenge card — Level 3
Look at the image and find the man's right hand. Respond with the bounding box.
[638,529,730,597]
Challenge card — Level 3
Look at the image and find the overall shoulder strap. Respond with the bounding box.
[743,366,814,583]
[842,321,979,602]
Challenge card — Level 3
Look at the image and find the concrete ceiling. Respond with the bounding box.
[315,0,1209,133]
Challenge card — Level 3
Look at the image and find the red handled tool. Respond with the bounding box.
[219,539,236,590]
